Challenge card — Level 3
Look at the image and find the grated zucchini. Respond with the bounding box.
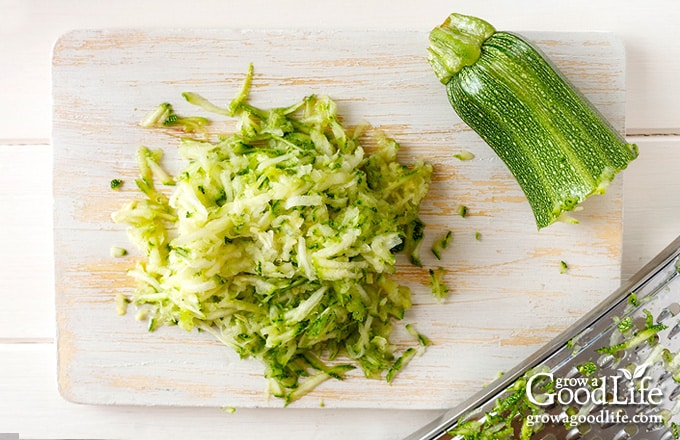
[112,66,433,404]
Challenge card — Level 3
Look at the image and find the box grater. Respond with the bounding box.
[405,234,680,440]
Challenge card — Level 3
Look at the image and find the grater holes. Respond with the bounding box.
[669,383,680,400]
[577,422,592,436]
[634,317,648,330]
[657,307,673,323]
[658,429,677,440]
[642,416,667,433]
[598,353,616,369]
[657,369,673,385]
[598,417,617,431]
[611,424,642,440]
[623,423,639,437]
[638,405,669,433]
[612,431,630,440]
[668,322,680,340]
[634,334,662,354]
[645,421,668,434]
[540,400,560,413]
[565,426,583,439]
[565,365,580,379]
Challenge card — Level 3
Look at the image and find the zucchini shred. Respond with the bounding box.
[111,65,435,405]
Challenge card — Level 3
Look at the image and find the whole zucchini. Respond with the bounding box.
[428,13,638,229]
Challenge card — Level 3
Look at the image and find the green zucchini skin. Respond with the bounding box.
[429,14,638,229]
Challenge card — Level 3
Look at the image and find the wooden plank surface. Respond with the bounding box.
[5,0,680,140]
[4,137,679,440]
[0,344,440,439]
[52,29,626,409]
[0,144,54,340]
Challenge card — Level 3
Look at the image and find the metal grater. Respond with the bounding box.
[405,235,680,440]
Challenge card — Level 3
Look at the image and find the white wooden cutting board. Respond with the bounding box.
[53,29,627,409]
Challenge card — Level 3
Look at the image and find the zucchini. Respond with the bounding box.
[428,13,638,229]
[112,67,434,404]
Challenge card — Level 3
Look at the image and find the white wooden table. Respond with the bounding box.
[2,1,680,438]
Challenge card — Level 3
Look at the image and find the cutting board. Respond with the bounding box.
[53,29,627,409]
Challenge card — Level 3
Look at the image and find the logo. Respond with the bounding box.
[524,367,665,428]
[526,366,663,407]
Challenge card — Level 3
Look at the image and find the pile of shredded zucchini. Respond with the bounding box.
[112,65,433,404]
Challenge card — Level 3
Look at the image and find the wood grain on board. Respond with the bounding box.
[53,29,626,409]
